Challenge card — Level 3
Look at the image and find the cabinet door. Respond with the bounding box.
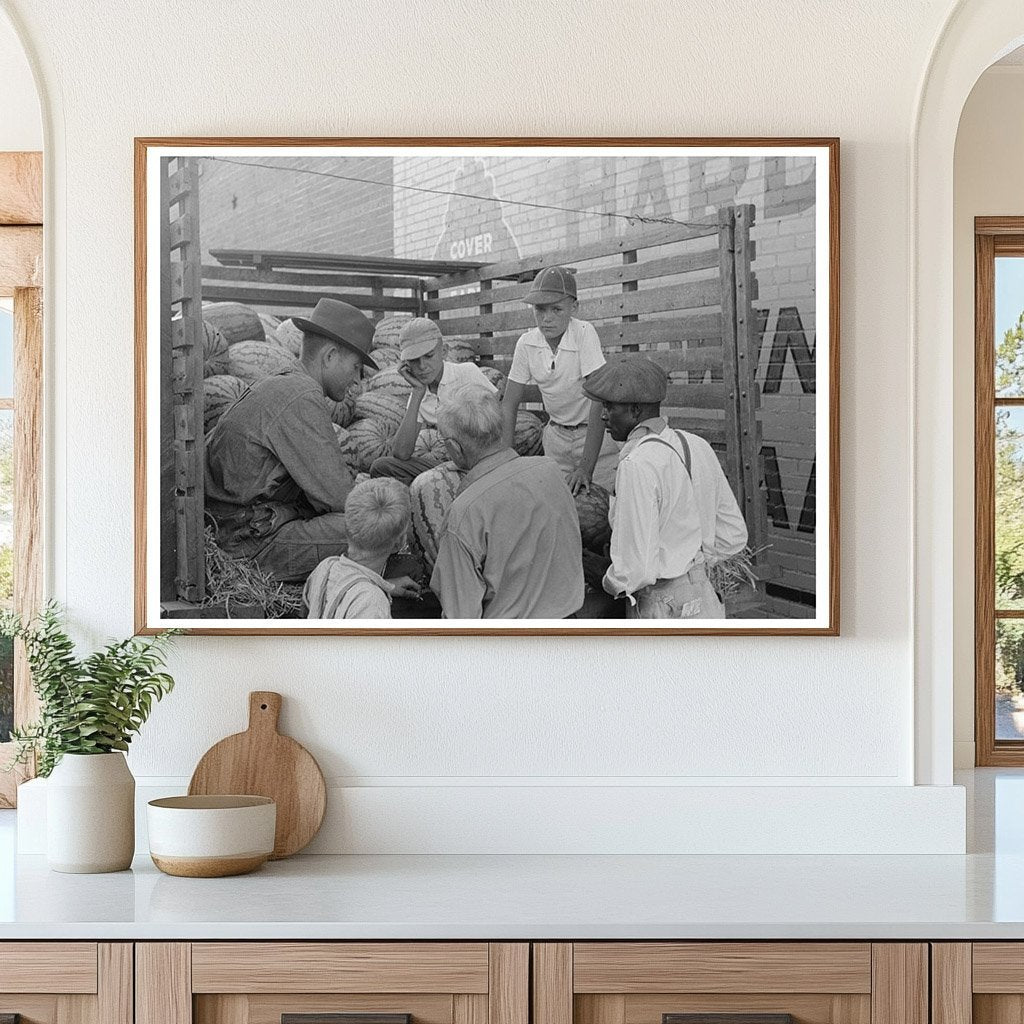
[533,944,928,1024]
[942,943,1024,1024]
[137,943,528,1024]
[0,943,131,1024]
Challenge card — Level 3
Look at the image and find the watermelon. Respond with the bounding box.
[444,339,477,363]
[479,365,507,399]
[275,318,304,358]
[258,312,282,337]
[371,314,411,351]
[410,461,463,568]
[346,417,397,472]
[413,427,448,461]
[574,483,612,553]
[513,411,544,456]
[369,347,401,368]
[353,391,408,431]
[202,321,231,378]
[203,302,265,344]
[361,366,413,399]
[228,339,298,382]
[203,374,247,433]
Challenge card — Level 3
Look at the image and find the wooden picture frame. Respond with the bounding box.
[135,137,839,636]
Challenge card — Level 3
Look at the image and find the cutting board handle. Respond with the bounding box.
[248,691,282,734]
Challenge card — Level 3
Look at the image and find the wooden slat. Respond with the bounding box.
[623,993,869,1024]
[201,285,420,312]
[438,281,721,337]
[572,943,871,994]
[664,383,728,410]
[471,314,723,355]
[136,944,191,1024]
[534,944,572,1024]
[0,226,42,295]
[98,944,133,1024]
[576,996,625,1024]
[454,995,487,1024]
[191,943,489,993]
[971,944,1024,991]
[870,945,927,1024]
[425,250,722,312]
[931,944,971,1024]
[0,943,97,993]
[489,943,528,1024]
[0,153,43,225]
[422,221,721,289]
[195,995,248,1024]
[203,265,424,292]
[57,990,95,1024]
[973,994,1024,1024]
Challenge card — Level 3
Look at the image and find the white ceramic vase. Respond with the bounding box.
[46,752,135,873]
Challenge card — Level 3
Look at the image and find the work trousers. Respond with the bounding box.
[542,421,620,492]
[626,565,725,620]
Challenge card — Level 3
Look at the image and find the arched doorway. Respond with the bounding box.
[913,1,1024,785]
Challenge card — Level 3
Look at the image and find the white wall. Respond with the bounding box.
[952,65,1024,767]
[0,0,972,852]
[0,7,39,151]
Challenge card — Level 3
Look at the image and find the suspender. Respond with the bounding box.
[635,430,692,477]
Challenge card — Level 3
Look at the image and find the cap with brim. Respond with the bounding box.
[399,318,444,361]
[582,357,668,404]
[291,297,379,371]
[523,265,578,306]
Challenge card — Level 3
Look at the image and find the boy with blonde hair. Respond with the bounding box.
[500,265,619,493]
[303,478,419,619]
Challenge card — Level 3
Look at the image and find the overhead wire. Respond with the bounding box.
[200,155,713,230]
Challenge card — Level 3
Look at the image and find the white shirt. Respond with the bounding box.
[680,430,749,565]
[603,419,703,600]
[303,555,392,619]
[508,318,606,426]
[417,361,496,427]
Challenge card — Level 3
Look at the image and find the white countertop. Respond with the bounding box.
[0,849,1021,940]
[1,768,1022,941]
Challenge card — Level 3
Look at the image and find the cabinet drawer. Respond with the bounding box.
[534,943,926,1024]
[139,942,528,1024]
[0,943,130,1024]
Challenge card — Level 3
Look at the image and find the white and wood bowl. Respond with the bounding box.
[147,795,276,877]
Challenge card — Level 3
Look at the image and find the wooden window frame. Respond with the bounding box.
[0,151,43,806]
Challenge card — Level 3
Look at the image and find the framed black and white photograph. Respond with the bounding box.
[134,138,838,635]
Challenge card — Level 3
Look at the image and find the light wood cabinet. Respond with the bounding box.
[136,944,528,1024]
[932,943,1024,1024]
[532,943,928,1024]
[0,942,131,1024]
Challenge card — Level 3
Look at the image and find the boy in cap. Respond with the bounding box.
[303,478,421,619]
[369,317,495,486]
[500,265,619,493]
[581,356,729,619]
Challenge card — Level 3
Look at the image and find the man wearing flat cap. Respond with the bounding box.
[369,317,496,486]
[205,297,376,582]
[582,356,746,619]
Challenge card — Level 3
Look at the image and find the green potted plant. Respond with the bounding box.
[1,603,179,873]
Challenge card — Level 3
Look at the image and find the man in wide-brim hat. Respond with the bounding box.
[205,297,380,584]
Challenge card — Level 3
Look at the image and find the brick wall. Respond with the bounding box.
[197,155,394,262]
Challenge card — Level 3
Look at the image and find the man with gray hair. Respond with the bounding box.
[431,385,584,619]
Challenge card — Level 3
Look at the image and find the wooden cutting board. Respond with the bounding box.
[188,691,326,859]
